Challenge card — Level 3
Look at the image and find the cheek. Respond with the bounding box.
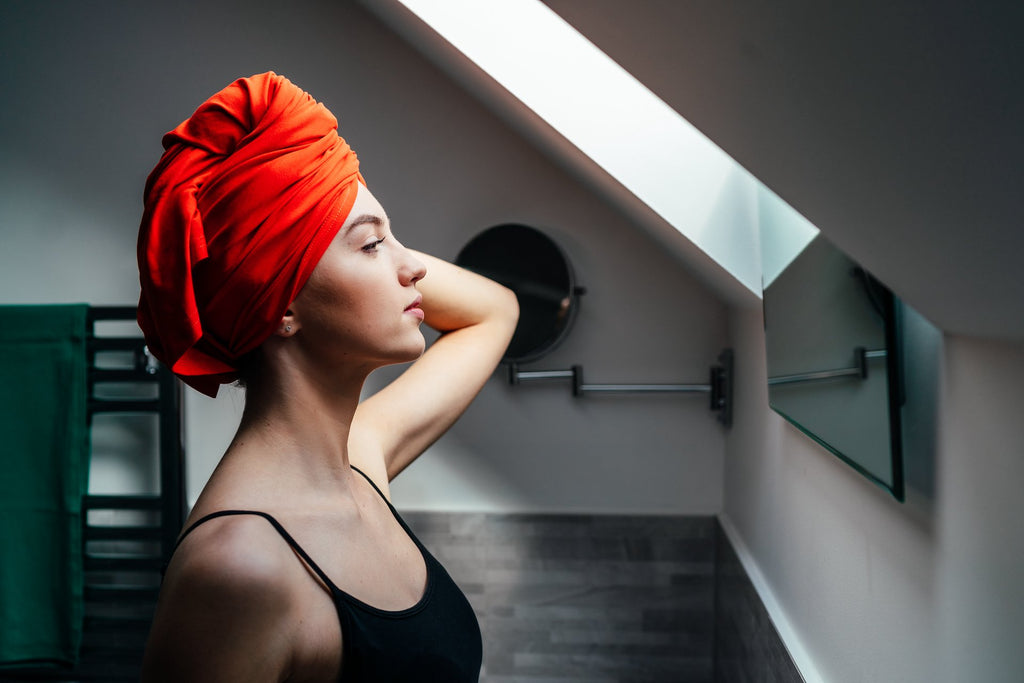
[304,269,381,334]
[296,265,351,321]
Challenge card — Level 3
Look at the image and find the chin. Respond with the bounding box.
[380,337,426,367]
[402,341,427,363]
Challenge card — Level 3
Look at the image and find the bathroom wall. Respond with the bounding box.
[723,308,1024,682]
[933,336,1024,682]
[0,0,728,515]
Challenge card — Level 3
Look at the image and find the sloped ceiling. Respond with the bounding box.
[365,0,1024,340]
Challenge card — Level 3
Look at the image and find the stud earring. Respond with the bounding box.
[285,325,292,333]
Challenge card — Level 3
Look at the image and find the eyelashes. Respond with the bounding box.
[362,236,386,253]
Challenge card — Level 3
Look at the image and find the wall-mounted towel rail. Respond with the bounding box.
[768,347,886,386]
[80,306,184,682]
[507,348,733,427]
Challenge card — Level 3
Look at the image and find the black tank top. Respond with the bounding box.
[173,467,482,682]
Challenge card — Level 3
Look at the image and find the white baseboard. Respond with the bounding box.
[718,514,826,683]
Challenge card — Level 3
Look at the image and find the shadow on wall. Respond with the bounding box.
[900,304,940,502]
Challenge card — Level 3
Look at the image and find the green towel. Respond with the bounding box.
[0,304,89,668]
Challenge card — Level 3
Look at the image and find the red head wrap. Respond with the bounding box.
[137,72,364,397]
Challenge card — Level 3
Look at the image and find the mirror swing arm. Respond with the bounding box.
[455,224,732,427]
[506,348,734,427]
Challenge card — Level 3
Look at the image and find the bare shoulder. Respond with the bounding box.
[171,512,296,584]
[141,514,302,682]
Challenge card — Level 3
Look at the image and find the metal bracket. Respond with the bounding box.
[507,348,733,427]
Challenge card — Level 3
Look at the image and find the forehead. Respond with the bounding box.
[342,183,388,230]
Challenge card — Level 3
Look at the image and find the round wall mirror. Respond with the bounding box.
[456,224,581,364]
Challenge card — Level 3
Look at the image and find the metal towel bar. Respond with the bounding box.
[768,347,886,387]
[507,349,733,427]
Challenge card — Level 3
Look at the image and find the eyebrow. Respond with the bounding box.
[343,214,385,235]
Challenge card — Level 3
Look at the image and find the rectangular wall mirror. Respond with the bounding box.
[761,226,905,500]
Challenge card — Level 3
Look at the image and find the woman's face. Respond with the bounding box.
[289,183,427,372]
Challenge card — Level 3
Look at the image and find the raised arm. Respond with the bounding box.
[353,250,518,481]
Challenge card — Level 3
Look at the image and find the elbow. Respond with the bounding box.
[498,284,520,332]
[506,284,521,321]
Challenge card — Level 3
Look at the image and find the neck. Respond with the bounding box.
[226,352,372,493]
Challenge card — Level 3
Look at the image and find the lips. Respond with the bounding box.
[404,295,424,319]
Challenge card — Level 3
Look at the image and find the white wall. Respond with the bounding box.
[935,336,1024,682]
[723,306,1024,682]
[0,0,727,514]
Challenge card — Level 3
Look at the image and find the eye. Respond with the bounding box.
[362,237,386,253]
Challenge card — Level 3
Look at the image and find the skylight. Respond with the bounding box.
[395,0,818,294]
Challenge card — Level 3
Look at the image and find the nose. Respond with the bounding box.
[400,247,427,286]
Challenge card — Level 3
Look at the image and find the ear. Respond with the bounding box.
[276,309,299,337]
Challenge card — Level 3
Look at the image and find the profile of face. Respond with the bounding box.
[285,183,428,373]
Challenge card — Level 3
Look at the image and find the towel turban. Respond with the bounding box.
[137,72,364,397]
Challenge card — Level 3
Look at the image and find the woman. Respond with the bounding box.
[136,72,518,682]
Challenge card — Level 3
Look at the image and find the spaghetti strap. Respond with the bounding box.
[349,465,389,503]
[348,465,426,551]
[173,510,339,593]
[173,468,394,593]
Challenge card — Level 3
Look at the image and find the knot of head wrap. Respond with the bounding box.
[137,72,364,397]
